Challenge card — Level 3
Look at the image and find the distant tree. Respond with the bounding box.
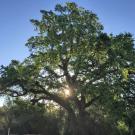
[0,2,135,135]
[0,107,7,135]
[1,98,60,135]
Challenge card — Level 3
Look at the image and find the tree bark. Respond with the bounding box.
[66,106,92,135]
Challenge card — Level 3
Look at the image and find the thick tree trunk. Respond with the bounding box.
[67,112,79,135]
[69,116,90,135]
[66,109,91,135]
[67,109,109,135]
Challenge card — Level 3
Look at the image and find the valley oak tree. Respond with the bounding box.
[0,2,135,135]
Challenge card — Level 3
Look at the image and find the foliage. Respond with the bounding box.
[0,98,61,135]
[0,2,135,135]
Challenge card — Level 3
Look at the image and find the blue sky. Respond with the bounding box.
[0,0,135,66]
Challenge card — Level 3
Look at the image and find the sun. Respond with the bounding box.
[64,88,71,97]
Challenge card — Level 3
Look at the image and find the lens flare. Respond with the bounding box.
[64,89,70,97]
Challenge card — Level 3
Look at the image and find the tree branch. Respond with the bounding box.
[34,81,75,114]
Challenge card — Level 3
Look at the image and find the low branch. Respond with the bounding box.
[31,96,51,104]
[34,81,75,114]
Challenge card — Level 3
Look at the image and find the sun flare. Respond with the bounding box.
[64,88,71,97]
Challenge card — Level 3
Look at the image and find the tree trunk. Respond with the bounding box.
[66,109,91,135]
[67,109,109,135]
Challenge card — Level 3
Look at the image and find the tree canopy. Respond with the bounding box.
[0,2,135,135]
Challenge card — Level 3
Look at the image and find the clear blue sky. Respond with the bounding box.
[0,0,135,66]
